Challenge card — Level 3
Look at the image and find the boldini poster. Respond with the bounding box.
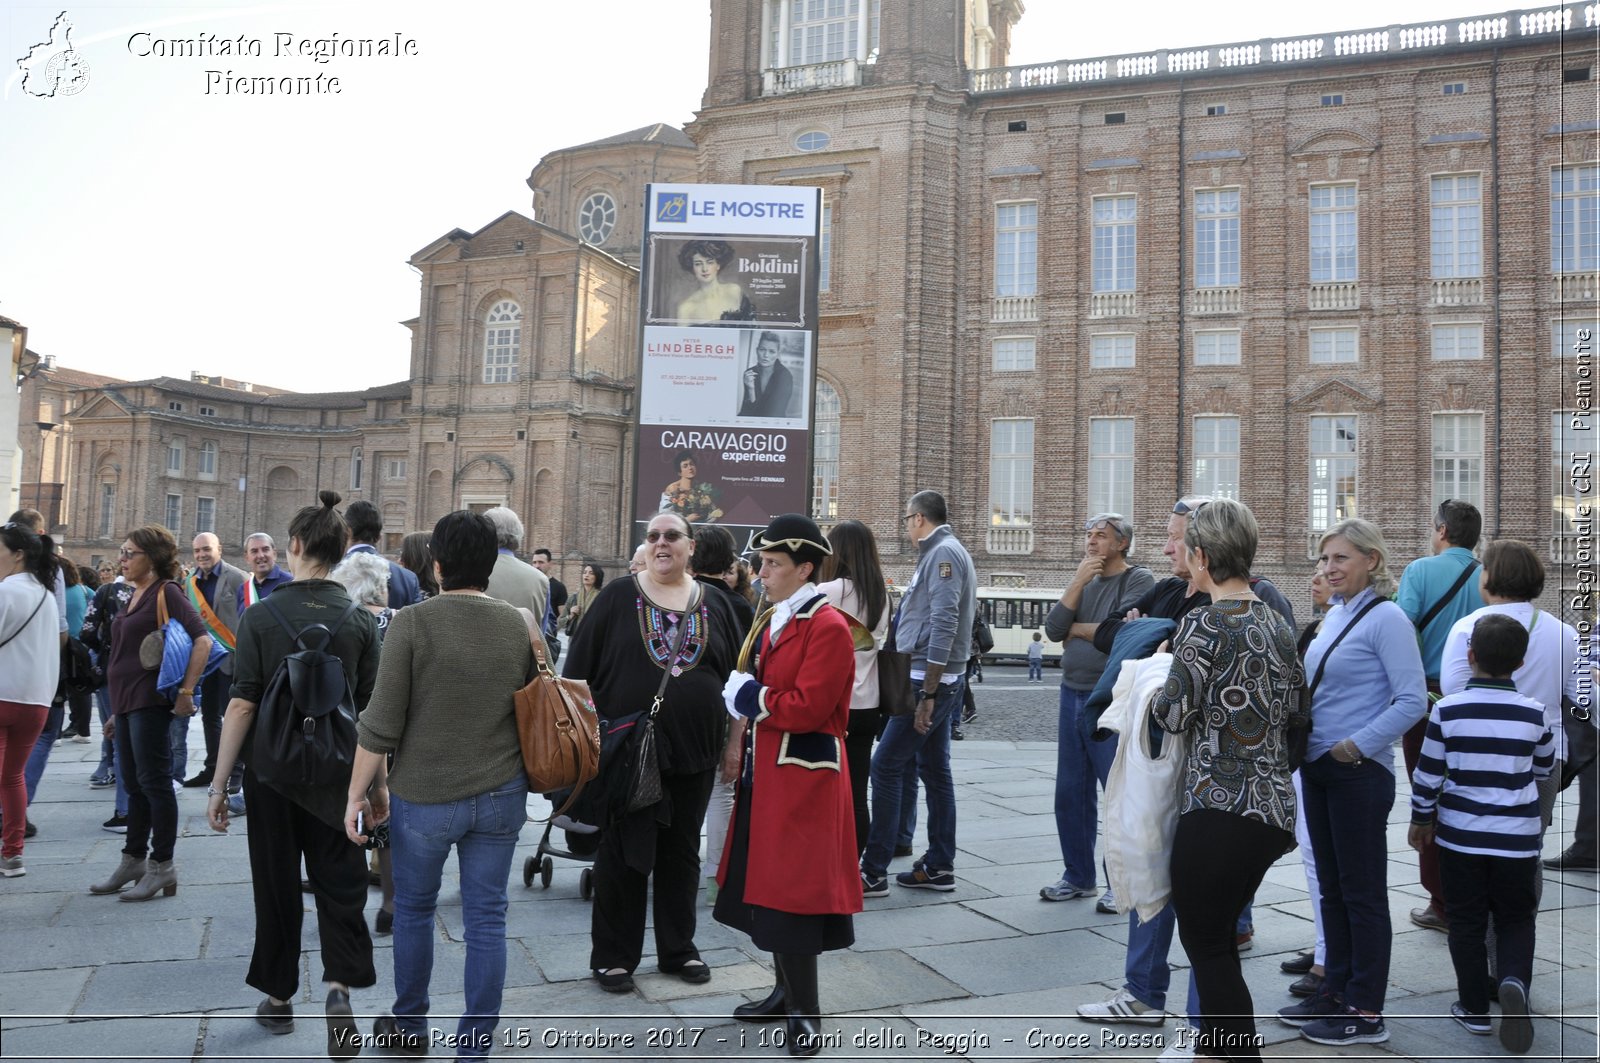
[633,183,822,553]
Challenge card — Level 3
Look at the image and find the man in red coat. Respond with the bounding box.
[716,514,860,1057]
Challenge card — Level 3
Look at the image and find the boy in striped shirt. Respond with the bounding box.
[1409,613,1555,1054]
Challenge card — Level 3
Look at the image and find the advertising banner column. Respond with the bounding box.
[632,183,823,551]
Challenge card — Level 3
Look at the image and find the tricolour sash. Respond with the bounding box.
[184,573,236,653]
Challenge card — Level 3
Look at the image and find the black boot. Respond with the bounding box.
[734,954,787,1023]
[781,952,822,1056]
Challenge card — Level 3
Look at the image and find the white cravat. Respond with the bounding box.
[766,582,817,644]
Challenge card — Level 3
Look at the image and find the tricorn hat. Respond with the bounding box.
[754,513,832,564]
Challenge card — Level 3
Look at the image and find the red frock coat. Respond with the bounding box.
[719,595,863,916]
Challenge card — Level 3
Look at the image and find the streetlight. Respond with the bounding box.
[34,419,58,525]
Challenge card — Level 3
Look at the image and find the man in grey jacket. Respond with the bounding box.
[1040,513,1154,906]
[860,490,977,898]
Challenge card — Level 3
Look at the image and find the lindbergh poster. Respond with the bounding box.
[634,183,822,550]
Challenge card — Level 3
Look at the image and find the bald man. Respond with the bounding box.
[179,532,247,789]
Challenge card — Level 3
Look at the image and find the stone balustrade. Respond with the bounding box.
[1191,287,1242,314]
[1309,282,1360,311]
[1431,277,1485,305]
[1090,291,1137,317]
[1555,272,1600,302]
[992,295,1038,322]
[986,525,1035,555]
[969,4,1593,93]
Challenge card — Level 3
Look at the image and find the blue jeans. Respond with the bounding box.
[1028,659,1043,681]
[1055,685,1117,888]
[116,706,178,862]
[93,688,129,815]
[389,772,527,1061]
[23,699,63,803]
[1124,904,1176,1009]
[1300,753,1396,1014]
[863,677,962,877]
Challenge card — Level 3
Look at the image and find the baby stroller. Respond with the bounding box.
[522,782,603,899]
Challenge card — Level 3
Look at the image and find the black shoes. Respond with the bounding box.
[372,1015,427,1057]
[374,908,393,935]
[255,997,293,1035]
[326,988,358,1061]
[734,983,788,1022]
[1543,847,1599,872]
[182,771,213,788]
[1281,948,1316,975]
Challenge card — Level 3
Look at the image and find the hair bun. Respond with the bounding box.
[319,490,343,510]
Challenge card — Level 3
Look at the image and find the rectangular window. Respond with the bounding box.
[1104,112,1126,125]
[1310,327,1358,364]
[1321,93,1344,106]
[1309,415,1358,532]
[168,401,184,413]
[1193,416,1240,500]
[1194,189,1241,287]
[351,448,363,491]
[164,494,181,532]
[199,405,216,417]
[1092,195,1137,293]
[1433,413,1484,512]
[1089,417,1135,517]
[196,496,216,535]
[99,483,115,539]
[1552,164,1600,273]
[1430,174,1481,279]
[788,0,878,66]
[1553,319,1596,359]
[1310,184,1358,282]
[386,458,407,481]
[818,204,832,293]
[166,440,183,475]
[1205,103,1227,116]
[1431,323,1484,360]
[1553,410,1597,535]
[992,336,1036,372]
[483,321,519,384]
[1443,82,1466,95]
[1089,333,1135,369]
[994,202,1038,297]
[988,419,1034,527]
[1194,329,1242,366]
[198,441,217,477]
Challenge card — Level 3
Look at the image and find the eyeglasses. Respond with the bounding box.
[118,549,145,559]
[1172,498,1213,516]
[902,513,920,524]
[1083,513,1127,532]
[645,529,687,544]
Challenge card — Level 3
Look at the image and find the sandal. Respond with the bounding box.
[666,959,712,984]
[594,968,635,993]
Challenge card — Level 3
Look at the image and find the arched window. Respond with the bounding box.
[812,380,840,522]
[198,441,217,479]
[483,300,522,383]
[578,192,616,245]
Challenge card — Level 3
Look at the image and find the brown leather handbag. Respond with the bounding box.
[513,618,600,817]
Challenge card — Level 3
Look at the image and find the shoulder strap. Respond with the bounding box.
[0,588,49,651]
[1308,596,1387,701]
[156,580,171,628]
[322,600,364,643]
[1416,559,1480,635]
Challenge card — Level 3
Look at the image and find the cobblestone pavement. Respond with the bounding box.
[2,715,1596,1062]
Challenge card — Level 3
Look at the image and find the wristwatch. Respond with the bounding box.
[919,690,938,700]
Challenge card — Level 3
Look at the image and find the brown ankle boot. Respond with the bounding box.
[89,854,149,895]
[120,859,177,901]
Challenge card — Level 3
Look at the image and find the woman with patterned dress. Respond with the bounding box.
[1151,499,1307,1062]
[716,514,860,1057]
[563,512,741,994]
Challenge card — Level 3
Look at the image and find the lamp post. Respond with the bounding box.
[34,419,58,525]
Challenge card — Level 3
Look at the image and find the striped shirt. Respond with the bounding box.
[1410,678,1555,858]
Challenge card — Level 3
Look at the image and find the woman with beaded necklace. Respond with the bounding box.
[564,511,742,994]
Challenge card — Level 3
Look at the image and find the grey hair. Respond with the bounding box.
[1183,497,1258,584]
[481,506,524,550]
[331,550,390,608]
[1318,518,1397,598]
[244,532,274,548]
[906,489,948,526]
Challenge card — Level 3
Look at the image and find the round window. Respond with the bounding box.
[795,130,831,153]
[578,192,616,244]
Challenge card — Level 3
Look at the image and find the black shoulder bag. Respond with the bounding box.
[1414,559,1481,640]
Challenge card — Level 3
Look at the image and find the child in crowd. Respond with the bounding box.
[1027,631,1044,683]
[1409,613,1554,1055]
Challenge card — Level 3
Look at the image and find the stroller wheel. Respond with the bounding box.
[522,856,536,889]
[540,855,554,889]
[579,866,594,901]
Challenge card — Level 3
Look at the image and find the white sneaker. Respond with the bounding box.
[172,779,183,795]
[1157,1036,1195,1061]
[1040,877,1096,901]
[1076,987,1165,1026]
[1095,887,1117,914]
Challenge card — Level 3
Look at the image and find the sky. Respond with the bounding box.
[1,0,1534,393]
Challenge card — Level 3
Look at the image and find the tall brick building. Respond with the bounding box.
[17,3,1599,613]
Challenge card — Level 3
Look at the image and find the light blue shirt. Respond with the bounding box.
[1303,586,1429,771]
[1394,546,1484,679]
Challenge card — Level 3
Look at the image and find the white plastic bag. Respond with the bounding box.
[1101,653,1187,924]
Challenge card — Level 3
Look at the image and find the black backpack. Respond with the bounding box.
[251,596,363,789]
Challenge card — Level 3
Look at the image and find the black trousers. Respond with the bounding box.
[116,706,178,863]
[198,669,234,780]
[1564,711,1598,857]
[589,768,714,973]
[65,686,92,737]
[242,770,375,1001]
[844,709,877,856]
[1439,846,1538,1016]
[1170,808,1292,1062]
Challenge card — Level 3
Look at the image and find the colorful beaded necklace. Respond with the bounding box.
[635,591,707,676]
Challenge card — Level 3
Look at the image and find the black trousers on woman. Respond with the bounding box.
[242,770,375,1001]
[844,709,878,856]
[115,706,179,863]
[1170,807,1292,1062]
[590,768,715,973]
